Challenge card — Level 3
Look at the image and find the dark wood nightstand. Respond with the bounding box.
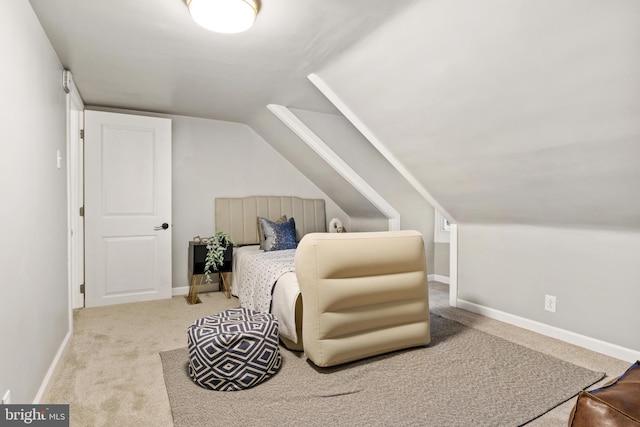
[187,241,233,303]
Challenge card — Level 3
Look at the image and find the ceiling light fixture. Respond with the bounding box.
[187,0,258,34]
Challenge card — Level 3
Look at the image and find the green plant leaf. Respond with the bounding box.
[203,231,234,283]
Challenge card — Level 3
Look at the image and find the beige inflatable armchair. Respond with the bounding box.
[295,230,431,367]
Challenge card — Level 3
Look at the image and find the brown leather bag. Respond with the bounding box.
[568,361,640,426]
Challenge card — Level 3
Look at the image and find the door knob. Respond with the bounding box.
[154,223,169,230]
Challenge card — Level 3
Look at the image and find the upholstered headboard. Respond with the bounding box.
[215,196,326,246]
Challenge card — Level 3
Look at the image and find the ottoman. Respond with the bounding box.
[568,360,640,426]
[188,307,281,391]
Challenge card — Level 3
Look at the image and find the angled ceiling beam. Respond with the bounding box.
[308,73,454,223]
[267,104,401,231]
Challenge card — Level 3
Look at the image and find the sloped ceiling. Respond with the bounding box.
[28,0,640,231]
[28,0,419,221]
[285,107,437,233]
[314,0,640,230]
[248,106,387,221]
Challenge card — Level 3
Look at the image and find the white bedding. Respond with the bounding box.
[231,245,262,297]
[238,249,295,312]
[231,245,301,343]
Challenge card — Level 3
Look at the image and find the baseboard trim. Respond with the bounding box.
[33,329,73,404]
[432,274,450,285]
[457,299,640,363]
[172,286,189,296]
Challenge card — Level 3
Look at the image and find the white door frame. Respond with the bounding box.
[66,71,85,313]
[449,224,458,307]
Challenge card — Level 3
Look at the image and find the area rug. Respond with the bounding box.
[160,313,604,427]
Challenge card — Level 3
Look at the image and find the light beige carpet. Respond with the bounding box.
[42,283,632,426]
[43,292,238,426]
[161,313,604,427]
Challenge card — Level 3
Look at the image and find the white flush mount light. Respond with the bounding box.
[187,0,258,34]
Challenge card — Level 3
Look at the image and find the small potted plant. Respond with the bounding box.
[203,231,234,283]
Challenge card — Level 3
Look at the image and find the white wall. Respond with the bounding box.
[458,224,640,354]
[0,1,69,403]
[170,114,347,288]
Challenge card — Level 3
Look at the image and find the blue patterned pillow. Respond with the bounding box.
[259,217,297,251]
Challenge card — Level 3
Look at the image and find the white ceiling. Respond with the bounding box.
[29,0,423,223]
[29,0,640,231]
[315,0,640,230]
[28,0,417,122]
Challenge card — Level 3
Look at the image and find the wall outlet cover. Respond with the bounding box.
[545,295,557,313]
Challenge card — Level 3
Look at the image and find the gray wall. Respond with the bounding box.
[86,108,350,290]
[434,243,450,278]
[458,224,640,352]
[0,1,69,403]
[309,0,639,356]
[170,114,348,288]
[288,109,436,273]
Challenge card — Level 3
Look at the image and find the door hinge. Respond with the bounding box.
[80,284,85,294]
[80,129,84,139]
[79,206,84,217]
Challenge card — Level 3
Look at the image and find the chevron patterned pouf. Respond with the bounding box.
[187,307,281,391]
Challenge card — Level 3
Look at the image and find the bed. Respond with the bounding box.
[215,196,325,350]
[215,196,430,366]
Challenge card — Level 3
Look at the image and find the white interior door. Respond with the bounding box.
[84,110,172,307]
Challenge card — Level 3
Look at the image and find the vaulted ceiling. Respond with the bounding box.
[29,0,640,231]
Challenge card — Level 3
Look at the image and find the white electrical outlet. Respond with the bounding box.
[2,389,10,404]
[544,295,557,313]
